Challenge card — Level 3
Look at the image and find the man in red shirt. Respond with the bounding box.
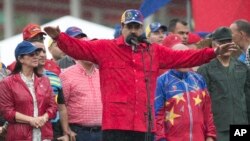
[44,9,235,141]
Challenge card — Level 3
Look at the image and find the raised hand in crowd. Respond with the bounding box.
[44,26,61,39]
[214,42,237,55]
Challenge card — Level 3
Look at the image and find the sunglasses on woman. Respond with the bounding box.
[26,51,40,57]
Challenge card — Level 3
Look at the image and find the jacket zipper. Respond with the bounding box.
[184,81,193,141]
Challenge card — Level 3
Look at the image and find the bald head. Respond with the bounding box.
[231,19,250,37]
[230,19,250,50]
[172,44,190,72]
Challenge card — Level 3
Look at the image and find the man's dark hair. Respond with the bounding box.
[168,18,188,32]
[234,19,250,37]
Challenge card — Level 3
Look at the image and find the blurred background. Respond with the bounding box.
[0,0,249,64]
[0,0,190,40]
[0,0,249,39]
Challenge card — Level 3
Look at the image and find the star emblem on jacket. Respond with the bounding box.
[193,95,202,106]
[165,107,181,125]
[172,93,186,104]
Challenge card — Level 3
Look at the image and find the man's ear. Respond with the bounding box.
[240,31,246,36]
[240,31,248,40]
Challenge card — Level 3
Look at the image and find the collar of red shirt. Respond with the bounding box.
[76,63,97,76]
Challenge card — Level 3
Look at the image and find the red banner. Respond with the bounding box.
[192,0,250,32]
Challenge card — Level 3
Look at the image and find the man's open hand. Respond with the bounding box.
[44,26,61,40]
[215,42,237,55]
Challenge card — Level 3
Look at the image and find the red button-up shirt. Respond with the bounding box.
[56,33,216,132]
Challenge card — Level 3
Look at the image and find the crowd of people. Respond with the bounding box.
[0,8,249,141]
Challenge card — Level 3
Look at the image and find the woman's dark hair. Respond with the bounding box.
[11,56,42,77]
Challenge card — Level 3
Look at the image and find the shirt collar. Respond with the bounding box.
[20,72,35,81]
[76,62,97,75]
[170,69,189,80]
[116,36,126,47]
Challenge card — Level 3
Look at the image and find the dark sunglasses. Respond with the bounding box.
[27,35,45,43]
[26,51,39,57]
[36,48,46,53]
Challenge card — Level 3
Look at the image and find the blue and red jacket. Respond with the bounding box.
[155,70,216,141]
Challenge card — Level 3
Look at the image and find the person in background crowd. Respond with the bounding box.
[145,22,167,44]
[162,34,182,48]
[113,24,122,38]
[154,44,216,141]
[23,23,61,75]
[32,42,75,141]
[197,27,250,141]
[0,62,9,140]
[58,25,101,141]
[187,32,202,49]
[48,39,66,62]
[60,58,102,141]
[23,23,46,43]
[230,19,250,67]
[7,23,61,75]
[158,34,182,75]
[44,9,235,141]
[187,32,203,71]
[168,18,189,45]
[0,62,8,80]
[57,26,88,70]
[0,41,57,141]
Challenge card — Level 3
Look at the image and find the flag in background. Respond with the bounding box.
[140,0,171,18]
[192,0,250,32]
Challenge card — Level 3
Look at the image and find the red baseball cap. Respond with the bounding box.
[188,32,202,44]
[22,23,46,40]
[162,34,182,48]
